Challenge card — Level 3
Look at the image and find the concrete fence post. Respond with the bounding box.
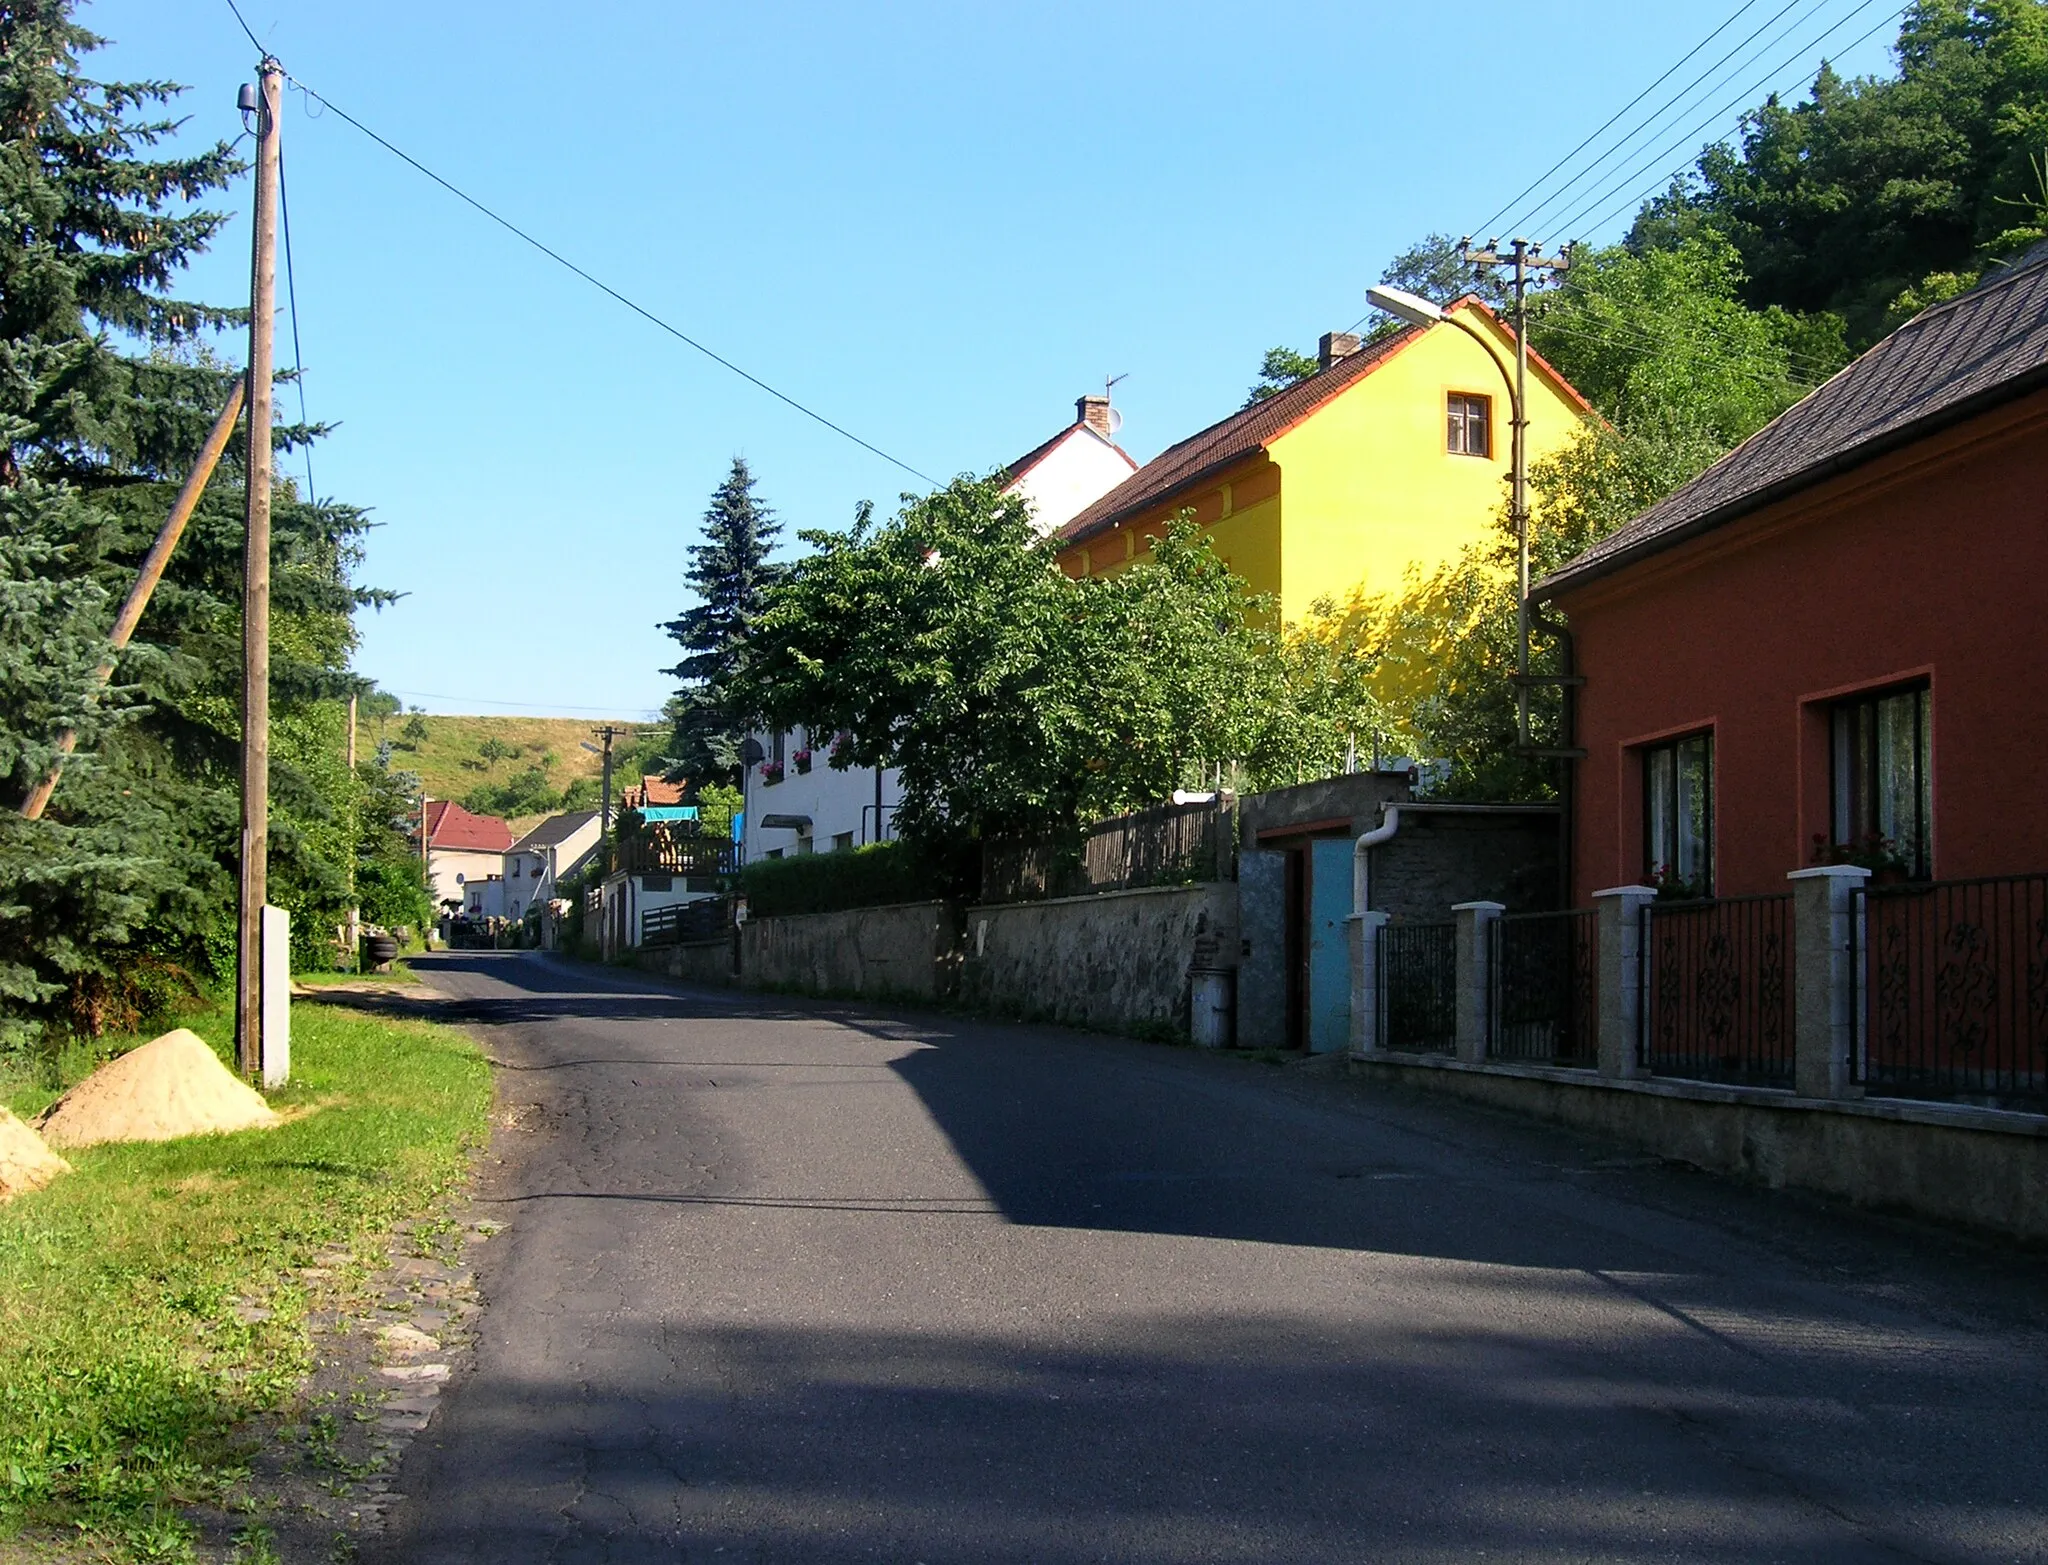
[1349,911,1390,1056]
[1787,865,1870,1100]
[1453,901,1505,1064]
[1593,885,1657,1079]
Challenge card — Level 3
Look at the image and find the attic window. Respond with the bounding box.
[1447,393,1491,458]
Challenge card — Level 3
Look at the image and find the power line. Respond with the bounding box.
[376,686,659,716]
[1517,0,1839,239]
[1544,0,1902,242]
[223,3,938,487]
[1470,0,1768,241]
[278,136,315,501]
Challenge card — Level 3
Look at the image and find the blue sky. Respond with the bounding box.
[95,0,1904,719]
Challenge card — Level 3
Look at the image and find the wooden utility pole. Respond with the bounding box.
[19,380,246,821]
[1458,236,1574,753]
[236,58,283,1081]
[344,691,359,959]
[594,725,622,830]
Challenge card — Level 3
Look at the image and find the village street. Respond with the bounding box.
[372,951,2048,1564]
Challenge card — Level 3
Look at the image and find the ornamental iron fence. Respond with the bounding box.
[1861,873,2048,1108]
[981,797,1235,904]
[1381,920,1456,1054]
[1489,908,1598,1067]
[1641,893,1793,1088]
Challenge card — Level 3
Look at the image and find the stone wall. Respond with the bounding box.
[961,883,1238,1039]
[632,935,737,987]
[738,901,953,1001]
[1369,808,1561,920]
[1356,1055,2048,1241]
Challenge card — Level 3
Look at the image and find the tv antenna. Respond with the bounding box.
[1104,372,1128,436]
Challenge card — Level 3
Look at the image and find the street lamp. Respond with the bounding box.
[1366,284,1536,751]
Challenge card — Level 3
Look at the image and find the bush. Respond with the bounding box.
[740,841,949,917]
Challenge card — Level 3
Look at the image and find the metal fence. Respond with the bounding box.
[1640,893,1793,1088]
[1861,873,2048,1108]
[1490,908,1598,1067]
[641,895,738,949]
[1381,921,1456,1054]
[981,797,1235,904]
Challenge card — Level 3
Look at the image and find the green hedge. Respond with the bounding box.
[739,841,949,918]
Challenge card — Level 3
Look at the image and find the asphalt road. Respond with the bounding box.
[375,950,2048,1564]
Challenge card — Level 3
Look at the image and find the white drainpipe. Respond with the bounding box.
[1353,802,1551,917]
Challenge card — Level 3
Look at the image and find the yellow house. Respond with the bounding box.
[1051,301,1594,629]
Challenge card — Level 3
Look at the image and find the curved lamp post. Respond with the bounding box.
[1366,284,1535,750]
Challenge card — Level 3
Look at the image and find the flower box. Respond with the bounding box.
[792,749,813,775]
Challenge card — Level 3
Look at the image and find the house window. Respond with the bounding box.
[833,831,854,852]
[1831,683,1931,877]
[1643,732,1713,896]
[1447,393,1491,457]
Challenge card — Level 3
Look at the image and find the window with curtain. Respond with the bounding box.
[1831,683,1931,877]
[1643,732,1713,896]
[1446,392,1491,457]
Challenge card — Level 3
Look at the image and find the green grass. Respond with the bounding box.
[372,713,638,804]
[0,998,491,1560]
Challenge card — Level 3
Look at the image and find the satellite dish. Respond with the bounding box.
[1106,407,1125,436]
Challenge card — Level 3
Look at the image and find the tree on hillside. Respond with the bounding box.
[662,458,782,785]
[0,0,376,1039]
[1632,2,2048,344]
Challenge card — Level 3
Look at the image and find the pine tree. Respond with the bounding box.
[661,458,782,783]
[0,0,378,1040]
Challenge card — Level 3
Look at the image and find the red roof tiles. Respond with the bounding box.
[425,799,514,853]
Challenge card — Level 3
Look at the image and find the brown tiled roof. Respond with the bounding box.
[1051,329,1419,550]
[1539,241,2048,599]
[1052,301,1588,552]
[425,799,514,853]
[622,774,686,808]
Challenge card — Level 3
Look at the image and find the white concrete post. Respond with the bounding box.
[1348,911,1390,1056]
[1787,865,1870,1100]
[261,903,291,1088]
[1453,901,1505,1064]
[1593,886,1656,1080]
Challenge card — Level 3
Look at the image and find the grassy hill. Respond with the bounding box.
[368,713,654,819]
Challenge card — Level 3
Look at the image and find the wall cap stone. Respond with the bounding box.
[1592,884,1658,900]
[1785,865,1873,881]
[965,881,1230,915]
[1452,900,1507,912]
[1351,1051,2048,1137]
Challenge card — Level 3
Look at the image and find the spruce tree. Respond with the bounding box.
[661,458,782,784]
[0,0,379,1041]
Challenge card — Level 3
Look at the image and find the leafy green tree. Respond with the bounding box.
[736,478,1280,856]
[400,713,429,747]
[476,737,513,771]
[1633,3,2048,344]
[356,756,433,928]
[663,458,783,782]
[1243,346,1320,406]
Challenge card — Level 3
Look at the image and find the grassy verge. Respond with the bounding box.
[0,995,491,1560]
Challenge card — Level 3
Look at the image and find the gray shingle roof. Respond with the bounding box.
[509,810,599,852]
[1538,241,2048,600]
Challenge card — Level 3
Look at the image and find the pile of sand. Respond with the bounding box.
[0,1108,70,1201]
[36,1028,280,1150]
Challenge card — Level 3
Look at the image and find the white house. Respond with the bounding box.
[502,809,602,923]
[740,394,1136,866]
[422,799,515,912]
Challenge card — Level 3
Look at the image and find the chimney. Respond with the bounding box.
[1319,331,1363,372]
[1077,393,1114,437]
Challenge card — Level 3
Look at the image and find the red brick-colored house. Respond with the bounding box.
[1539,241,2048,901]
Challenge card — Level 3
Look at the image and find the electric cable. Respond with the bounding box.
[1561,2,1907,242]
[1470,0,1767,241]
[1515,0,1839,238]
[223,2,939,487]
